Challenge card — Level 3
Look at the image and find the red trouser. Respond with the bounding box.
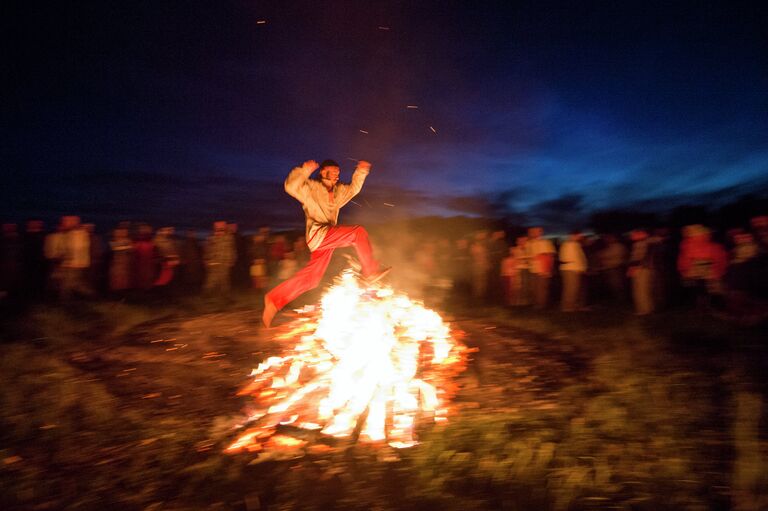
[265,225,379,311]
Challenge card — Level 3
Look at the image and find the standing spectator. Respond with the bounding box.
[470,231,490,300]
[179,229,204,292]
[83,223,105,295]
[251,229,269,263]
[44,219,66,298]
[249,230,270,293]
[678,225,728,309]
[204,220,235,295]
[229,223,251,290]
[250,257,268,292]
[750,215,768,255]
[628,229,653,315]
[500,246,519,306]
[276,251,298,281]
[0,224,22,300]
[153,227,179,288]
[559,230,587,312]
[528,227,555,310]
[133,224,157,290]
[59,216,92,300]
[512,236,531,305]
[450,238,471,302]
[268,234,287,284]
[731,230,758,265]
[599,234,628,303]
[414,240,437,300]
[23,220,47,302]
[487,230,508,304]
[581,235,600,306]
[109,227,134,294]
[648,228,672,311]
[293,236,309,268]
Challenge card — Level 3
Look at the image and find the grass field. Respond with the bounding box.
[1,292,766,510]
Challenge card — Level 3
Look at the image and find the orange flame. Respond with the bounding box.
[226,270,468,454]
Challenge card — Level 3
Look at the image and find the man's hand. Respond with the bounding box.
[356,160,372,172]
[302,160,319,173]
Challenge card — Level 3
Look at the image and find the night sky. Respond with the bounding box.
[4,1,768,231]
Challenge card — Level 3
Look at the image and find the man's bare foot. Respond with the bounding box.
[262,297,278,328]
[363,266,391,286]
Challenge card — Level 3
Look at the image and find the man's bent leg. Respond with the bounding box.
[265,249,334,312]
[316,225,380,277]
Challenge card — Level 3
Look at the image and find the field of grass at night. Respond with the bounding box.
[1,293,767,511]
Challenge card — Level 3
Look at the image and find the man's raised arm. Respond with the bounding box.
[284,160,319,202]
[337,160,371,206]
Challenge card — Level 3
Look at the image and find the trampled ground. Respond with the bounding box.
[1,294,766,510]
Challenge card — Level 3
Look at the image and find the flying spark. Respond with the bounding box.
[359,130,369,134]
[256,20,267,25]
[378,26,391,31]
[406,105,419,109]
[383,202,395,207]
[429,126,437,134]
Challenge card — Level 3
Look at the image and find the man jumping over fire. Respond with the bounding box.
[262,159,390,327]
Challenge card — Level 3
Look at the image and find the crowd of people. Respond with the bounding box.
[0,216,310,304]
[1,214,767,321]
[383,217,768,319]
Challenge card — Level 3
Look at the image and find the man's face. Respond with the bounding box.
[320,166,340,186]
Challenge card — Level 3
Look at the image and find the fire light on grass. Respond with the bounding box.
[226,270,469,454]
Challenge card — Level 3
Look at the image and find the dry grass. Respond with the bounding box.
[0,297,766,510]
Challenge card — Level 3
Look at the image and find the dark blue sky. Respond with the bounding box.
[4,0,767,230]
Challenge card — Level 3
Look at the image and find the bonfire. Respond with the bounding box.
[226,270,469,456]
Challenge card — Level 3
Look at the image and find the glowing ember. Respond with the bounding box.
[226,270,468,454]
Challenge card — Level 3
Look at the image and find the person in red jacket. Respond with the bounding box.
[677,224,727,308]
[262,159,389,327]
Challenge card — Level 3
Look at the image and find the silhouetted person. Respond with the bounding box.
[528,227,555,310]
[44,220,66,298]
[153,227,179,289]
[414,239,437,301]
[599,234,627,303]
[0,223,22,301]
[133,224,157,290]
[59,216,92,300]
[678,224,728,309]
[109,227,134,294]
[450,238,471,302]
[267,234,287,284]
[500,246,519,306]
[559,230,587,312]
[83,223,105,295]
[204,221,235,295]
[179,229,204,292]
[276,250,298,281]
[512,236,531,305]
[229,222,251,290]
[750,215,768,255]
[292,235,309,268]
[628,229,653,315]
[249,229,269,293]
[470,231,490,300]
[487,230,508,303]
[648,228,672,311]
[23,220,47,301]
